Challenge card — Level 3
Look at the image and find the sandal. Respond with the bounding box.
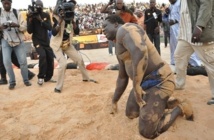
[83,79,98,83]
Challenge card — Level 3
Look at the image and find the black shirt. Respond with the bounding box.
[27,12,52,47]
[144,8,162,35]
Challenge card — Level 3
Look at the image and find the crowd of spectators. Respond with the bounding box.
[18,1,169,37]
[72,2,167,35]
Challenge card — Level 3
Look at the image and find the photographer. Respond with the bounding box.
[27,0,55,85]
[50,0,96,93]
[0,0,31,89]
[100,0,137,23]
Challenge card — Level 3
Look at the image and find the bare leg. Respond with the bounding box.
[158,99,194,134]
[126,88,140,119]
[139,87,170,139]
[139,87,193,139]
[157,107,182,134]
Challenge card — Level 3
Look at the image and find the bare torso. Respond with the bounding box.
[115,23,164,80]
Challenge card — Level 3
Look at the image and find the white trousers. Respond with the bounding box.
[174,40,214,98]
[53,45,90,90]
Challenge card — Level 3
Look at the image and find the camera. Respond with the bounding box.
[56,1,75,22]
[3,20,13,31]
[28,0,42,17]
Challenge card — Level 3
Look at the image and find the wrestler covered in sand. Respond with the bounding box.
[102,14,194,139]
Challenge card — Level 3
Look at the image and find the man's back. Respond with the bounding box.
[116,23,168,77]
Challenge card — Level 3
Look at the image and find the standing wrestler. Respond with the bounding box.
[50,0,96,93]
[27,0,55,85]
[103,15,193,139]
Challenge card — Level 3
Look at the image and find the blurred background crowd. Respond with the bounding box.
[18,1,169,38]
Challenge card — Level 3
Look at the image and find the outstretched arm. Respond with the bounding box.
[111,57,129,114]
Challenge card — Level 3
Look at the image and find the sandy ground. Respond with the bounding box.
[0,43,214,140]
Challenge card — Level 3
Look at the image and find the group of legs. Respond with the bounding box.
[0,41,35,88]
[34,44,55,85]
[174,40,214,105]
[0,38,96,92]
[52,44,96,93]
[0,49,35,85]
[0,42,55,88]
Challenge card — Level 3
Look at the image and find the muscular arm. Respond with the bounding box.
[122,31,148,107]
[112,58,129,104]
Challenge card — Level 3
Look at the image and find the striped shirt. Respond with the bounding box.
[178,0,192,43]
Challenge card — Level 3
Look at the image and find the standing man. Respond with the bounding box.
[0,0,31,89]
[144,0,162,55]
[174,0,214,105]
[0,29,35,84]
[100,0,137,23]
[168,0,180,65]
[101,0,137,56]
[103,15,193,139]
[50,0,96,93]
[169,0,202,66]
[162,7,170,48]
[27,0,55,85]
